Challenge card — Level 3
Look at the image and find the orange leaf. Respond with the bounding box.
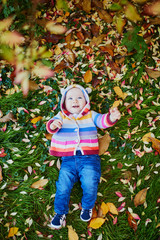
[31,116,43,124]
[68,225,78,240]
[127,211,137,232]
[106,203,118,215]
[142,132,154,143]
[150,137,160,154]
[31,179,48,189]
[134,188,147,207]
[89,218,105,229]
[82,0,91,13]
[8,227,19,238]
[84,70,92,83]
[0,17,13,31]
[100,202,109,215]
[0,166,3,181]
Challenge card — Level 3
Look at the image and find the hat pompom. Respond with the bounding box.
[85,87,92,94]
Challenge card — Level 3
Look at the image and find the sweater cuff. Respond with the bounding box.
[46,120,59,134]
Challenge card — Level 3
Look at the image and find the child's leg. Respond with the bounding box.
[78,154,101,210]
[54,156,78,215]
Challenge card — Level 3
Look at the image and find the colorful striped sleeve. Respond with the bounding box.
[91,110,118,129]
[46,112,63,134]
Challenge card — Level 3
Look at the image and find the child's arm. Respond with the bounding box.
[46,113,63,134]
[92,107,121,129]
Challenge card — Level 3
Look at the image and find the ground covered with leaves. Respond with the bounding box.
[0,0,160,239]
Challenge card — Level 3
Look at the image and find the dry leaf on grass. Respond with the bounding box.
[31,179,48,189]
[134,188,147,207]
[8,227,19,238]
[124,3,142,23]
[142,133,160,153]
[0,111,17,123]
[46,22,67,34]
[0,166,3,181]
[106,202,118,215]
[84,70,92,83]
[68,225,79,240]
[31,116,43,124]
[98,133,111,155]
[113,86,128,100]
[146,68,160,79]
[88,217,106,229]
[127,211,137,232]
[100,202,109,215]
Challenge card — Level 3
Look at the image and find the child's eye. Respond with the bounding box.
[68,97,72,100]
[78,97,82,99]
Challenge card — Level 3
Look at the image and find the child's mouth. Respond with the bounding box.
[72,106,79,108]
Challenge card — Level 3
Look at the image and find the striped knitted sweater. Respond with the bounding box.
[46,85,117,157]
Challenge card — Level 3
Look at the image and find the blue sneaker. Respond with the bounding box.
[80,208,92,222]
[50,213,66,229]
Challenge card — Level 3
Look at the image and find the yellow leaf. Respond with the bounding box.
[124,3,142,23]
[31,116,43,124]
[98,133,111,155]
[82,0,91,13]
[142,132,154,143]
[89,218,105,229]
[156,223,160,228]
[68,225,79,240]
[84,70,92,83]
[8,227,19,238]
[31,179,48,189]
[150,137,160,154]
[54,46,62,55]
[115,16,126,34]
[111,100,121,109]
[101,202,109,215]
[134,188,147,207]
[113,86,127,100]
[106,202,118,215]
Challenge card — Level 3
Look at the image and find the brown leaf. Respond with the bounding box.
[98,133,111,155]
[54,60,69,73]
[0,112,17,123]
[92,206,98,218]
[127,211,137,232]
[146,68,160,79]
[64,48,75,64]
[99,45,114,57]
[29,80,40,91]
[143,0,160,16]
[97,9,113,23]
[90,34,106,47]
[0,166,3,182]
[76,31,85,42]
[122,171,132,182]
[45,133,52,140]
[91,23,100,37]
[82,0,91,13]
[65,33,73,49]
[43,33,63,44]
[31,179,48,189]
[68,225,79,240]
[134,188,147,207]
[84,70,92,83]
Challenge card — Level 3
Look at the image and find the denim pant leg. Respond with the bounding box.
[78,154,101,210]
[54,156,78,215]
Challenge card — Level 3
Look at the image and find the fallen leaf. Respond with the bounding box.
[31,179,48,189]
[84,70,92,83]
[45,133,52,140]
[124,3,142,23]
[31,116,43,124]
[0,112,16,123]
[54,60,69,72]
[146,68,160,79]
[143,0,160,16]
[150,137,160,154]
[142,132,154,143]
[98,133,111,155]
[32,64,54,78]
[8,227,19,238]
[29,80,40,91]
[134,188,147,207]
[99,45,114,57]
[114,86,128,100]
[100,202,109,215]
[0,17,13,31]
[46,22,67,35]
[97,9,113,23]
[106,203,118,215]
[90,34,106,47]
[111,100,121,109]
[127,211,137,232]
[0,166,3,181]
[89,218,105,229]
[115,16,126,34]
[68,225,79,240]
[64,48,75,64]
[1,31,24,46]
[82,0,91,13]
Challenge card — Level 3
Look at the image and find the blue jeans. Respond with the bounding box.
[54,151,101,214]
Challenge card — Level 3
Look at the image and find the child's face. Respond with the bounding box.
[65,88,86,114]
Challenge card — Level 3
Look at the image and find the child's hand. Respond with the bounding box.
[50,119,63,130]
[109,107,121,122]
